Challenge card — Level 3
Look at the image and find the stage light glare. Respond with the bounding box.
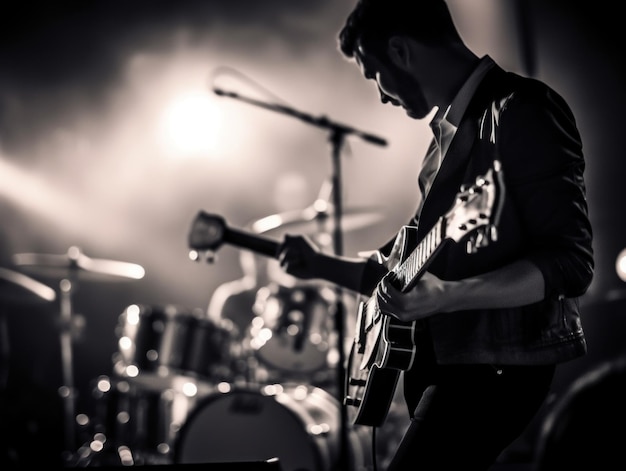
[159,91,222,158]
[616,248,626,282]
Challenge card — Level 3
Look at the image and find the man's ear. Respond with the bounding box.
[388,36,411,69]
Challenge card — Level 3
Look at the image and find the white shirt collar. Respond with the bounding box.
[429,55,496,154]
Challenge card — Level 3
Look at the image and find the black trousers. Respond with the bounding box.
[387,341,555,470]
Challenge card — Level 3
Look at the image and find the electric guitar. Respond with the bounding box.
[344,160,505,426]
[187,159,504,426]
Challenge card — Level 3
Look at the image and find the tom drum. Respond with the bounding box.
[112,304,235,388]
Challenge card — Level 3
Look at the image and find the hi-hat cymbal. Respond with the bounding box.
[12,246,145,282]
[251,201,384,235]
[0,267,56,304]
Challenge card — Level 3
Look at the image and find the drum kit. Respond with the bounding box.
[0,73,403,469]
[6,246,146,464]
[1,203,386,470]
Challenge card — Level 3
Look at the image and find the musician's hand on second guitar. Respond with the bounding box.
[376,270,447,321]
[277,234,321,280]
[277,234,370,293]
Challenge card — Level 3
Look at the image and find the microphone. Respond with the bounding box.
[361,133,387,147]
[212,87,237,98]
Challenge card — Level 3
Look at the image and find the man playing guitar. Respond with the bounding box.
[275,0,594,469]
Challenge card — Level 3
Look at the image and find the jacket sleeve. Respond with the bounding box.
[498,83,594,298]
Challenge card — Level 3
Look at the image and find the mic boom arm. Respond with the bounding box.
[212,87,387,147]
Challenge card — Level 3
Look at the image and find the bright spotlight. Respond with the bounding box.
[160,91,222,158]
[616,248,626,282]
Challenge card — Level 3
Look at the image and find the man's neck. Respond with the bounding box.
[431,46,480,112]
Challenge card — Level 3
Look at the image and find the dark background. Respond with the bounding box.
[1,0,625,468]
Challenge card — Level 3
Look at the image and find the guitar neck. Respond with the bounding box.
[222,217,445,291]
[394,217,447,292]
[223,227,281,259]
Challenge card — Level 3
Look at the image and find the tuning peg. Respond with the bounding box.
[489,225,498,242]
[475,174,490,187]
[188,250,218,264]
[475,230,486,248]
[466,237,477,254]
[203,250,217,264]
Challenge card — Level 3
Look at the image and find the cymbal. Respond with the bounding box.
[12,246,145,282]
[251,201,384,235]
[0,267,56,304]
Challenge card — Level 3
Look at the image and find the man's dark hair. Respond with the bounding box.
[338,0,462,58]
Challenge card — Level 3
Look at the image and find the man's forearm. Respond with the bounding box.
[440,259,546,312]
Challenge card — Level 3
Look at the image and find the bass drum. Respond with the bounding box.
[174,383,372,471]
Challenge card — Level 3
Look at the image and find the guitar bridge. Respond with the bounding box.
[343,396,362,407]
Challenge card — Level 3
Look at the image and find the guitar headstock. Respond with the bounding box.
[444,160,505,253]
[187,211,281,262]
[188,211,227,253]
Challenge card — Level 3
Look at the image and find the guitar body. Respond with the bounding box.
[345,345,401,427]
[344,226,419,427]
[343,156,504,425]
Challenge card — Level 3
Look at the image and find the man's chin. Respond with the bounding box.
[406,109,424,120]
[404,102,434,120]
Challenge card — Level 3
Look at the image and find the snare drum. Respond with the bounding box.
[174,383,372,471]
[112,304,234,388]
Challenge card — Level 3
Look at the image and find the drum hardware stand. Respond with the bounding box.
[0,268,57,466]
[58,275,79,461]
[213,85,387,470]
[52,274,104,466]
[0,308,9,391]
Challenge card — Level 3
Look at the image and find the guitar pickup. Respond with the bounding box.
[348,377,367,387]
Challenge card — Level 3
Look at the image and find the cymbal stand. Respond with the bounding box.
[58,276,77,461]
[10,247,145,464]
[319,115,387,471]
[0,307,9,391]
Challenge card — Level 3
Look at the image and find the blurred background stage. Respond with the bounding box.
[1,0,625,469]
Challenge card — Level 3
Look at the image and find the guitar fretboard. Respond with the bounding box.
[393,218,445,292]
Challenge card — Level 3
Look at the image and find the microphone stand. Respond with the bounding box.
[214,87,386,470]
[213,88,387,147]
[328,127,350,471]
